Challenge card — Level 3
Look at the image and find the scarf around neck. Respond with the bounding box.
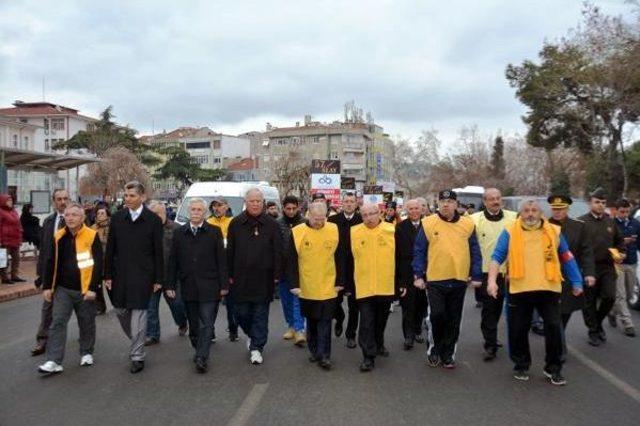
[507,217,561,282]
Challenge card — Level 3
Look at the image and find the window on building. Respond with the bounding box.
[12,134,18,147]
[19,117,28,123]
[194,155,209,165]
[45,139,50,150]
[23,136,29,148]
[213,140,221,149]
[261,139,269,147]
[213,157,221,164]
[44,118,49,130]
[186,142,211,149]
[51,118,65,131]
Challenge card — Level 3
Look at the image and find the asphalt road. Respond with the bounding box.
[1,290,639,426]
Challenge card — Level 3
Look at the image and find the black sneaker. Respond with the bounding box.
[427,354,440,368]
[403,337,414,351]
[308,355,319,363]
[588,333,601,347]
[414,335,425,344]
[229,333,239,342]
[11,277,26,283]
[346,338,357,349]
[195,357,208,374]
[442,359,456,369]
[624,327,636,337]
[513,369,530,381]
[334,322,344,338]
[543,368,566,386]
[318,358,332,370]
[598,329,607,342]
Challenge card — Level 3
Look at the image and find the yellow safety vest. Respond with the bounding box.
[351,222,396,299]
[52,224,97,294]
[207,215,232,239]
[421,214,475,282]
[292,223,339,301]
[471,210,517,273]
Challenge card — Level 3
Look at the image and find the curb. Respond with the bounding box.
[0,286,40,303]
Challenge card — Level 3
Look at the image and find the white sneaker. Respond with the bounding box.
[80,354,94,366]
[250,350,263,365]
[38,361,63,374]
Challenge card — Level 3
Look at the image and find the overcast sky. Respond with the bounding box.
[0,0,631,144]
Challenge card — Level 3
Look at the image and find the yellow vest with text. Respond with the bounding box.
[207,215,232,239]
[52,225,97,294]
[422,214,475,282]
[507,225,563,294]
[351,222,396,299]
[292,223,339,301]
[471,210,517,273]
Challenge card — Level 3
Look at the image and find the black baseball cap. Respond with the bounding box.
[311,193,326,201]
[438,190,457,201]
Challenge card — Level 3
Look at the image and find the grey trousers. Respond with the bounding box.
[610,264,637,328]
[36,299,54,347]
[115,308,147,361]
[46,287,96,364]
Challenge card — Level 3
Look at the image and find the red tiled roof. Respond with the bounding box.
[0,102,80,116]
[227,158,256,171]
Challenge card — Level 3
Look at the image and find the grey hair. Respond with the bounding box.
[124,180,145,194]
[65,202,85,214]
[360,203,379,215]
[405,199,420,208]
[188,198,207,209]
[519,198,541,212]
[244,187,264,200]
[483,188,502,200]
[308,201,328,216]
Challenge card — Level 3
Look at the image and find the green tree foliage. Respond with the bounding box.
[549,169,571,197]
[490,136,506,180]
[53,106,160,167]
[506,4,640,199]
[153,145,225,189]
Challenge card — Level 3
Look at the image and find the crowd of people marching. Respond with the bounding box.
[25,180,639,387]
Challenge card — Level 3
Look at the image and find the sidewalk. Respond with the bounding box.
[0,258,39,303]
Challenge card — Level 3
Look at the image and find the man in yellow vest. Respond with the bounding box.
[207,197,232,240]
[488,199,583,385]
[471,188,517,361]
[38,203,103,375]
[350,203,401,372]
[289,202,345,369]
[413,190,482,369]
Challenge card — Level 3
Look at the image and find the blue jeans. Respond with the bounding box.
[278,278,304,332]
[146,286,188,340]
[235,301,270,352]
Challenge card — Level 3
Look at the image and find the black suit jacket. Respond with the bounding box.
[395,218,421,289]
[105,206,164,309]
[328,212,362,288]
[35,212,58,287]
[168,222,228,302]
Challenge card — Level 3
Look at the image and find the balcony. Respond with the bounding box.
[343,143,365,153]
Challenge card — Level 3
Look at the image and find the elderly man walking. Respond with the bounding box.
[167,198,227,373]
[289,202,344,369]
[488,199,583,385]
[227,187,282,365]
[145,200,188,346]
[105,181,164,374]
[413,190,482,369]
[396,199,428,350]
[470,188,517,361]
[350,203,401,372]
[38,203,103,375]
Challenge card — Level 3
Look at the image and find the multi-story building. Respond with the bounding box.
[0,101,100,202]
[249,115,394,191]
[141,126,251,198]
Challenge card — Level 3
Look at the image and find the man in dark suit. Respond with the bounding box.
[328,192,362,348]
[167,198,227,374]
[395,199,427,350]
[226,187,282,365]
[31,189,69,356]
[105,181,164,374]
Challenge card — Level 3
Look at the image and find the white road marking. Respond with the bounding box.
[568,344,640,403]
[227,383,269,426]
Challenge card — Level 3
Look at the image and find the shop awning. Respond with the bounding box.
[0,147,99,171]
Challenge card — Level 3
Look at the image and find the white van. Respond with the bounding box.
[175,181,281,225]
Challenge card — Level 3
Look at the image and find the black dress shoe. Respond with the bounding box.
[359,359,374,372]
[598,329,607,342]
[483,347,497,362]
[377,346,390,357]
[588,334,601,347]
[346,338,357,349]
[308,355,319,363]
[414,335,425,344]
[144,337,159,346]
[334,322,344,338]
[195,357,208,373]
[31,345,46,356]
[1,279,15,285]
[130,361,144,374]
[318,358,332,370]
[403,338,414,351]
[11,277,26,283]
[229,332,239,342]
